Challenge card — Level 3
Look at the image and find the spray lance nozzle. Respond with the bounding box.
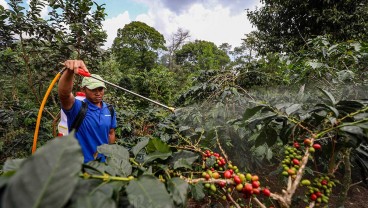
[60,63,175,112]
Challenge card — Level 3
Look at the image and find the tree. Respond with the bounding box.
[231,32,259,66]
[247,0,368,54]
[166,28,191,71]
[218,43,232,56]
[112,21,167,71]
[175,40,230,72]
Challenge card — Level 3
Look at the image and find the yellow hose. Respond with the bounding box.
[32,70,64,154]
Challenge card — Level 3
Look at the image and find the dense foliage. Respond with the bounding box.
[1,0,368,208]
[247,0,368,54]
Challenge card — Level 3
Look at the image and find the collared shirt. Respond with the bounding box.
[62,99,117,163]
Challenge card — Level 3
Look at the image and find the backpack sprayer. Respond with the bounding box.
[32,65,176,154]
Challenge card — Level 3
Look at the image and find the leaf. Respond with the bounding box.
[126,175,174,208]
[146,138,171,153]
[195,127,204,133]
[205,156,216,168]
[98,144,132,176]
[340,126,365,139]
[255,130,267,147]
[266,148,273,161]
[2,133,83,208]
[167,177,189,207]
[255,126,278,147]
[247,112,277,129]
[73,191,116,208]
[2,158,24,172]
[337,70,355,82]
[254,145,267,157]
[131,138,149,157]
[354,113,368,121]
[308,61,324,69]
[83,161,107,175]
[318,88,336,105]
[70,180,122,208]
[190,183,205,201]
[98,144,130,159]
[144,151,172,164]
[285,104,301,115]
[336,100,364,114]
[105,157,132,177]
[275,103,292,110]
[280,124,294,144]
[315,103,339,117]
[243,105,265,121]
[178,126,191,132]
[171,150,199,170]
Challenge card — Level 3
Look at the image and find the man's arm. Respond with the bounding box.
[109,129,116,144]
[58,60,88,110]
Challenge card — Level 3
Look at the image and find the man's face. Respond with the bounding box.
[83,87,105,104]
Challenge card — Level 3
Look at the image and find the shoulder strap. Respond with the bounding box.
[107,104,114,124]
[71,101,88,132]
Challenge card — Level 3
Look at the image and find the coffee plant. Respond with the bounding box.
[0,88,367,208]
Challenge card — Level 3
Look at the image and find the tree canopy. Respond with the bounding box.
[247,0,368,54]
[112,21,167,71]
[175,40,230,72]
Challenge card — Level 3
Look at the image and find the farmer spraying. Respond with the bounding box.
[58,60,117,163]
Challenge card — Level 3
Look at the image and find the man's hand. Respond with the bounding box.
[59,60,89,110]
[64,60,89,74]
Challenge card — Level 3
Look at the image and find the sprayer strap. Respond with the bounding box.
[71,101,88,132]
[70,101,115,133]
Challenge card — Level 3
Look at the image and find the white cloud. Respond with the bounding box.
[103,1,260,50]
[102,11,132,49]
[0,0,8,9]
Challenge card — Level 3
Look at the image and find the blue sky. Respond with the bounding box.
[1,0,261,49]
[98,0,148,19]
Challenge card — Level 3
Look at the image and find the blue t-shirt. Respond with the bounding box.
[62,99,117,163]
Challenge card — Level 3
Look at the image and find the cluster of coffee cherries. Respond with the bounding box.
[281,138,323,178]
[223,168,271,198]
[201,150,271,199]
[281,143,303,178]
[202,150,227,171]
[303,138,322,153]
[301,176,336,204]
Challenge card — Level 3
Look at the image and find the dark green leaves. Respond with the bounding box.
[170,150,199,170]
[146,138,171,153]
[190,183,205,201]
[243,105,265,121]
[126,175,174,208]
[2,134,83,208]
[255,126,278,147]
[319,88,336,105]
[167,178,189,207]
[98,144,132,176]
[131,138,149,157]
[144,138,172,164]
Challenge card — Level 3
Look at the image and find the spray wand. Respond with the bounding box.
[77,68,175,112]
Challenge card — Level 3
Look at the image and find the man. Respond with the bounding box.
[58,60,117,163]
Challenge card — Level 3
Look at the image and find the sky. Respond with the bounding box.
[0,0,262,49]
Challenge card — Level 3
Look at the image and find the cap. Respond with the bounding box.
[81,74,106,90]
